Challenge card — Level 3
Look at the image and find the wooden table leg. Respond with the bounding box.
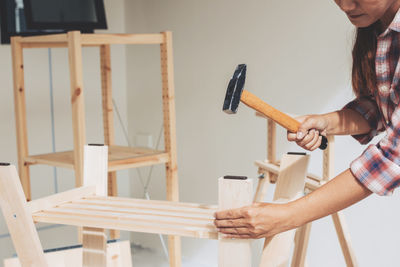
[161,31,181,267]
[11,37,31,201]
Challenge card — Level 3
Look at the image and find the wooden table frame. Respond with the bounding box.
[11,31,179,249]
[0,145,253,267]
[254,116,358,267]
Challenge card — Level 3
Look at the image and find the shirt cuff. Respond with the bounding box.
[350,144,400,196]
[342,97,383,144]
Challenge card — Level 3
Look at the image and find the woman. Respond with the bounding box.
[214,0,400,239]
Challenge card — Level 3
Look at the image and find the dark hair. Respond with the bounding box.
[352,21,382,97]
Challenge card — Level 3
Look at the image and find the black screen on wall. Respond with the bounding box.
[24,0,107,30]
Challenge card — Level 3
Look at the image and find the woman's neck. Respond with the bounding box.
[381,1,400,28]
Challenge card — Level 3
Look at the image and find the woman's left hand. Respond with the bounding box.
[214,202,295,239]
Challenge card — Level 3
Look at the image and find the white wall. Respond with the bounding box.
[0,0,129,265]
[125,1,400,266]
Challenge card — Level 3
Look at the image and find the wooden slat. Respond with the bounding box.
[59,203,214,220]
[88,195,217,209]
[18,33,68,44]
[41,207,215,228]
[75,198,217,215]
[81,33,164,45]
[32,211,217,239]
[11,36,31,201]
[21,42,68,49]
[27,186,96,213]
[24,146,169,171]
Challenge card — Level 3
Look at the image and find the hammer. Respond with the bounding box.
[223,64,327,150]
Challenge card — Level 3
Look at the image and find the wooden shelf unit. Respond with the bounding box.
[11,31,180,261]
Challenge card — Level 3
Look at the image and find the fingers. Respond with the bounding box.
[214,207,245,220]
[310,135,323,151]
[214,218,248,228]
[218,227,250,235]
[299,130,320,150]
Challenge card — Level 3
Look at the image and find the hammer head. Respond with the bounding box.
[223,64,247,114]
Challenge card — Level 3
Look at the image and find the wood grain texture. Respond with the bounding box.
[67,31,86,188]
[82,145,108,266]
[218,177,253,267]
[241,90,300,132]
[4,240,132,267]
[0,165,48,267]
[100,44,119,240]
[160,31,181,267]
[11,36,31,201]
[260,154,309,267]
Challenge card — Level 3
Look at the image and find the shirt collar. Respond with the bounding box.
[387,8,400,33]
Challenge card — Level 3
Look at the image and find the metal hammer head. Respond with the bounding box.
[223,64,247,114]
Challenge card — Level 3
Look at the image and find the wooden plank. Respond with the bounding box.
[255,160,323,192]
[24,147,169,171]
[99,44,118,240]
[160,31,181,267]
[81,33,164,45]
[32,212,218,239]
[11,36,31,201]
[331,212,358,267]
[21,43,68,49]
[37,207,215,228]
[82,145,108,267]
[291,223,312,267]
[322,136,358,266]
[218,177,253,267]
[67,31,86,188]
[260,154,309,267]
[4,240,132,267]
[0,164,48,267]
[19,33,68,44]
[27,186,96,213]
[108,152,169,171]
[73,198,217,215]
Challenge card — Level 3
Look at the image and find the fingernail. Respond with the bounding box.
[297,132,303,139]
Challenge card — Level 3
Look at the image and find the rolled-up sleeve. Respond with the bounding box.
[342,96,384,144]
[349,105,400,196]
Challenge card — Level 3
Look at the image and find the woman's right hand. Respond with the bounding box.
[287,115,329,151]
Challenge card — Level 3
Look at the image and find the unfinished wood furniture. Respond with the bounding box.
[260,153,309,267]
[11,31,179,247]
[254,115,358,267]
[0,145,253,267]
[4,240,132,267]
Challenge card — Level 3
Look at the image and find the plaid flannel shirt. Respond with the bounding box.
[343,9,400,196]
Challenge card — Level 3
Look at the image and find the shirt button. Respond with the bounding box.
[380,85,389,92]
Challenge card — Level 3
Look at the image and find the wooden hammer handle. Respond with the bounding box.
[241,90,300,132]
